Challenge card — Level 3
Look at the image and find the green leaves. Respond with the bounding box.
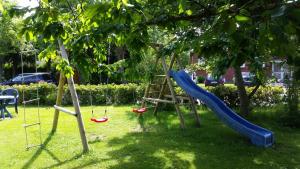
[16,0,300,83]
[178,2,184,14]
[122,0,134,7]
[235,15,250,22]
[38,45,57,62]
[25,30,34,41]
[56,59,74,78]
[235,9,251,22]
[224,18,237,34]
[0,2,4,12]
[43,22,64,39]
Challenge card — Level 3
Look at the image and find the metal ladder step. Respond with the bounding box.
[23,98,40,104]
[26,144,42,150]
[23,122,41,128]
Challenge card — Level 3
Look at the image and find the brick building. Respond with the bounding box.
[189,53,289,83]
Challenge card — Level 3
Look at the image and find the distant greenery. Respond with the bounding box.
[0,83,284,108]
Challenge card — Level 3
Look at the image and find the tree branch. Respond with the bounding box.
[248,84,260,100]
[144,11,214,26]
[143,1,299,27]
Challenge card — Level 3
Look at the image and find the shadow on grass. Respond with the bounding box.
[21,132,55,169]
[21,132,84,169]
[21,106,300,169]
[100,108,300,169]
[41,153,84,169]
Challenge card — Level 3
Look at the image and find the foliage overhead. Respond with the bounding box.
[11,0,299,81]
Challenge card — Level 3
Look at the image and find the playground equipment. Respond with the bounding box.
[170,70,274,147]
[52,39,89,152]
[91,110,108,123]
[88,45,113,123]
[141,50,201,128]
[89,90,110,123]
[131,92,152,114]
[20,49,42,150]
[132,107,147,114]
[89,87,110,123]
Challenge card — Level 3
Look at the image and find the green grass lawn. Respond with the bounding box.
[0,105,299,169]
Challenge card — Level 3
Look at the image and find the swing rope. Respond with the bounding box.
[90,42,112,123]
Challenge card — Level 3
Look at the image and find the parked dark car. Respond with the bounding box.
[235,74,256,87]
[242,75,256,87]
[0,73,56,85]
[204,75,224,86]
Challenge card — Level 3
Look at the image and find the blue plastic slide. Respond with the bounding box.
[169,70,274,147]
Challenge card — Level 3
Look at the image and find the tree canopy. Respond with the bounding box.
[6,0,300,114]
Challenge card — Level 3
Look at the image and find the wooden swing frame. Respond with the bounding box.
[52,39,89,152]
[141,46,201,129]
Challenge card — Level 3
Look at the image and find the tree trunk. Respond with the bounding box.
[287,66,299,115]
[0,56,3,81]
[234,66,250,115]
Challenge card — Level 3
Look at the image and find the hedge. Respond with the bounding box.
[0,83,284,107]
[205,85,284,107]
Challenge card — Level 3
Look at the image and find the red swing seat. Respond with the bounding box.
[132,107,147,114]
[91,117,108,123]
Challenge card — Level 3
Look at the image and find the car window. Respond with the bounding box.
[24,75,37,81]
[12,76,22,82]
[207,75,221,81]
[207,76,215,80]
[36,75,43,81]
[42,74,51,80]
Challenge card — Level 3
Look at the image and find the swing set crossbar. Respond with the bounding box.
[143,97,175,104]
[164,95,190,101]
[54,105,77,116]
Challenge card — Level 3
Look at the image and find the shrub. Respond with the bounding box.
[247,86,284,107]
[205,85,239,107]
[206,85,284,107]
[0,83,284,107]
[196,76,205,83]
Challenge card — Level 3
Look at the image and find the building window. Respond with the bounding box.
[271,60,290,82]
[198,58,205,65]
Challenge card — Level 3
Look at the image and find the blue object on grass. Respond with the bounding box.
[169,70,274,147]
[1,88,19,114]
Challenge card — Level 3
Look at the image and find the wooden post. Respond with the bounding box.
[52,73,65,132]
[141,84,150,108]
[176,55,201,127]
[153,54,176,116]
[142,56,160,108]
[58,39,89,152]
[188,96,201,127]
[161,56,185,129]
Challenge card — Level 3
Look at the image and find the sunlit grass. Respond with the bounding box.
[0,105,299,169]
